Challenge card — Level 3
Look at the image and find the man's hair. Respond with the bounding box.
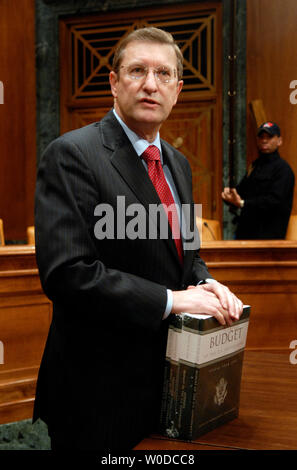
[112,27,183,80]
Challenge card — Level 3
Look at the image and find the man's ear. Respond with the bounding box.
[278,136,283,147]
[109,71,118,99]
[173,80,183,106]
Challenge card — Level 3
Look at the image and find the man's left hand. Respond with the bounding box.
[188,281,243,326]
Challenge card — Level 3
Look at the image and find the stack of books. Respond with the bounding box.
[160,305,250,440]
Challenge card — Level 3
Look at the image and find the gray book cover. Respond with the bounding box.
[160,305,250,440]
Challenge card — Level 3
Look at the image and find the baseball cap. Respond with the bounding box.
[257,122,281,136]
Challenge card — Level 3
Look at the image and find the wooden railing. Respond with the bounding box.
[1,241,297,450]
[0,246,52,424]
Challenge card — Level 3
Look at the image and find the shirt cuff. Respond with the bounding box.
[197,278,216,285]
[163,281,216,320]
[163,289,173,319]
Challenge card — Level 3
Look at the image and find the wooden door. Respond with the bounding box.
[59,2,222,219]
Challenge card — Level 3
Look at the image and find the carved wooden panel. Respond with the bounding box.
[160,102,218,217]
[60,3,222,219]
[70,107,111,130]
[69,11,216,102]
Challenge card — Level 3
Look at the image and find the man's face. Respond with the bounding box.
[109,41,183,139]
[256,131,282,154]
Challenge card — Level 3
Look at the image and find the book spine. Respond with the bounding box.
[176,358,198,440]
[159,322,174,433]
[175,319,200,440]
[160,315,182,438]
[159,348,171,433]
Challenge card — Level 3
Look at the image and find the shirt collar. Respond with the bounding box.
[113,108,163,163]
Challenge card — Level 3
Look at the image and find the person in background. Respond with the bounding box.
[222,122,295,239]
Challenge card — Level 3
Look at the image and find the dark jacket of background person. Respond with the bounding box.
[234,150,295,239]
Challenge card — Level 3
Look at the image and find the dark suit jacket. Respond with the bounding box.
[33,110,211,450]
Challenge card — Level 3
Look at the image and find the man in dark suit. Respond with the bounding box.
[33,27,243,450]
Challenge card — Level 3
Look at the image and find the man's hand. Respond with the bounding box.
[221,187,242,208]
[171,281,243,326]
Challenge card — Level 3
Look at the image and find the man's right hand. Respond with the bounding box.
[171,282,243,326]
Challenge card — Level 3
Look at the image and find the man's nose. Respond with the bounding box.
[143,69,158,90]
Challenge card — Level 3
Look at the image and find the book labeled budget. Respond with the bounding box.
[160,305,250,441]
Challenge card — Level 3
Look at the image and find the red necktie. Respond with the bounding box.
[142,145,183,264]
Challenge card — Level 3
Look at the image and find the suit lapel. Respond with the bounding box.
[100,111,185,268]
[101,111,162,210]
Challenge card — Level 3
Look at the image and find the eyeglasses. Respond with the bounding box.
[120,64,177,84]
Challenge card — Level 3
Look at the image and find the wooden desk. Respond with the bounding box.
[200,240,297,350]
[0,241,297,428]
[135,350,297,450]
[0,246,52,424]
[135,241,297,451]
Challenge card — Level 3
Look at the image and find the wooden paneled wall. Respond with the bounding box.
[0,246,52,424]
[246,0,297,213]
[1,0,296,239]
[1,242,296,424]
[0,0,36,240]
